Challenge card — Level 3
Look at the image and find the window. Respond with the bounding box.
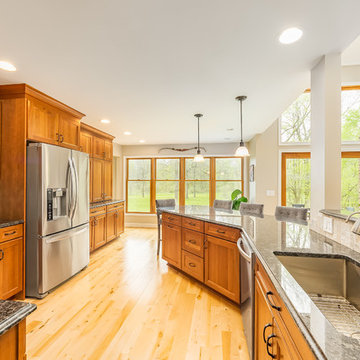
[215,158,243,200]
[126,157,244,213]
[341,152,360,212]
[127,159,151,213]
[281,153,311,208]
[156,158,180,203]
[342,88,360,142]
[280,92,311,144]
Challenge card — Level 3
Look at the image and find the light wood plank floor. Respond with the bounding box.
[26,228,249,360]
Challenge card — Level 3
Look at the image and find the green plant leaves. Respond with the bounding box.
[231,189,248,210]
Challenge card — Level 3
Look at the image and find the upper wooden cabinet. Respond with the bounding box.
[103,160,113,200]
[104,140,113,160]
[58,112,80,149]
[92,136,105,159]
[80,131,92,154]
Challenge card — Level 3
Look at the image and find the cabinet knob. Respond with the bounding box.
[188,239,196,244]
[188,262,196,267]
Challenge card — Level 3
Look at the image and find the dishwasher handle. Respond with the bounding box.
[237,238,251,263]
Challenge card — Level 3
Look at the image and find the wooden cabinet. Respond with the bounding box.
[106,210,117,242]
[58,112,80,149]
[204,235,240,303]
[104,140,113,160]
[91,158,104,202]
[182,228,204,257]
[27,97,59,145]
[89,218,95,252]
[93,213,106,250]
[27,95,82,150]
[162,222,182,268]
[115,206,125,237]
[0,319,26,360]
[181,250,204,282]
[80,132,92,154]
[92,136,105,159]
[103,160,112,200]
[0,237,23,299]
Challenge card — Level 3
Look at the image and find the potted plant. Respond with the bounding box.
[231,189,248,210]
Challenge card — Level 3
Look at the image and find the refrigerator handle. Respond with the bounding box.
[44,227,88,244]
[68,158,76,219]
[72,157,79,218]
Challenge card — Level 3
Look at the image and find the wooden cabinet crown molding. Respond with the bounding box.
[80,122,115,141]
[0,84,85,119]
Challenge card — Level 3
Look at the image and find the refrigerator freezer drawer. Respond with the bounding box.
[39,224,89,295]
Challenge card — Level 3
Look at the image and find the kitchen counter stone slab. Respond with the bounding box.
[0,219,24,229]
[90,199,124,209]
[160,205,360,360]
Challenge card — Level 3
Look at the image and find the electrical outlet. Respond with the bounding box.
[323,216,333,234]
[266,190,275,197]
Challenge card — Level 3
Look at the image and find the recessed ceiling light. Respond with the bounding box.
[124,131,132,135]
[0,61,16,71]
[227,128,234,131]
[279,27,303,44]
[224,137,231,140]
[139,140,145,143]
[100,119,110,124]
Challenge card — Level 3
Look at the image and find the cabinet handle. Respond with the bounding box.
[59,134,64,143]
[103,151,106,159]
[189,222,196,226]
[263,323,272,343]
[188,239,196,244]
[168,217,174,220]
[188,262,196,267]
[56,133,60,142]
[168,224,174,229]
[203,238,208,249]
[266,334,276,359]
[266,291,281,311]
[4,230,16,236]
[216,229,225,234]
[0,249,3,261]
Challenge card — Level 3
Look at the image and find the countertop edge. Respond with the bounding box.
[0,219,24,229]
[320,209,358,222]
[0,302,37,336]
[90,199,125,209]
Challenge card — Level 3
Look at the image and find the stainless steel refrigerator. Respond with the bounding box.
[26,143,90,298]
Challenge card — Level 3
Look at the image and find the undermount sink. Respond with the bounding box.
[275,253,360,338]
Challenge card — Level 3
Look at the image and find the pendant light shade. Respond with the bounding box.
[194,113,204,162]
[235,96,250,157]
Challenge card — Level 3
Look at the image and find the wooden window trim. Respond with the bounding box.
[126,156,245,214]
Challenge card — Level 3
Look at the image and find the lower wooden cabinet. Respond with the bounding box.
[0,319,26,360]
[106,210,117,242]
[115,206,125,237]
[92,213,106,250]
[0,237,23,299]
[181,250,204,282]
[204,235,240,303]
[162,222,182,268]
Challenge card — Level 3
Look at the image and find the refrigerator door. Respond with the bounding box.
[71,150,89,227]
[39,224,89,296]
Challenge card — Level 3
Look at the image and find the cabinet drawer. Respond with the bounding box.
[182,250,204,282]
[107,202,124,211]
[205,222,240,242]
[162,213,181,226]
[182,217,204,232]
[90,206,106,217]
[182,228,204,258]
[0,224,23,243]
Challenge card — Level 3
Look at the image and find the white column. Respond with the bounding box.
[310,53,342,216]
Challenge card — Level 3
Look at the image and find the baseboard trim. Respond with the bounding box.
[125,223,157,228]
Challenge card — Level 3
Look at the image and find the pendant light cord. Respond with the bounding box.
[197,117,200,152]
[239,99,243,142]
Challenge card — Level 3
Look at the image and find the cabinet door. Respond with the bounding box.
[104,140,113,160]
[80,132,92,154]
[255,277,274,360]
[204,235,240,303]
[90,218,95,252]
[116,207,124,236]
[272,318,294,360]
[162,222,181,268]
[103,160,113,200]
[91,158,104,202]
[106,210,117,242]
[93,214,106,249]
[0,238,22,299]
[58,112,80,149]
[27,98,59,144]
[92,136,105,159]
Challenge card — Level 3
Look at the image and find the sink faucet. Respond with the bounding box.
[345,211,360,235]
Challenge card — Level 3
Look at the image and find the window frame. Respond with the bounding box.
[125,156,244,214]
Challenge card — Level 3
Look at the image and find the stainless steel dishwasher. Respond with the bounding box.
[238,233,255,360]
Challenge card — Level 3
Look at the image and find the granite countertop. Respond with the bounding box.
[320,209,360,222]
[0,219,24,229]
[160,205,360,360]
[90,199,125,209]
[0,300,36,336]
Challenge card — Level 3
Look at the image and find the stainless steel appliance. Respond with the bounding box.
[26,143,90,298]
[238,233,255,360]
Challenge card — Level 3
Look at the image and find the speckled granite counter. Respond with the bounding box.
[320,209,360,222]
[160,205,360,360]
[90,199,124,209]
[0,219,24,229]
[0,300,36,336]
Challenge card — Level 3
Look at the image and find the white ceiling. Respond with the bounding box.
[342,35,360,66]
[1,0,360,144]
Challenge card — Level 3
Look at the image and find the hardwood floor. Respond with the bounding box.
[26,228,249,360]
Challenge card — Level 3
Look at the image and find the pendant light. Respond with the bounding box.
[194,113,204,162]
[235,96,250,157]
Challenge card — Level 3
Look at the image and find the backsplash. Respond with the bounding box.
[310,211,360,253]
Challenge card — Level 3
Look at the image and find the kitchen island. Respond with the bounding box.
[160,205,360,360]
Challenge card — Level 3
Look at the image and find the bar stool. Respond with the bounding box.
[213,199,233,210]
[240,202,264,217]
